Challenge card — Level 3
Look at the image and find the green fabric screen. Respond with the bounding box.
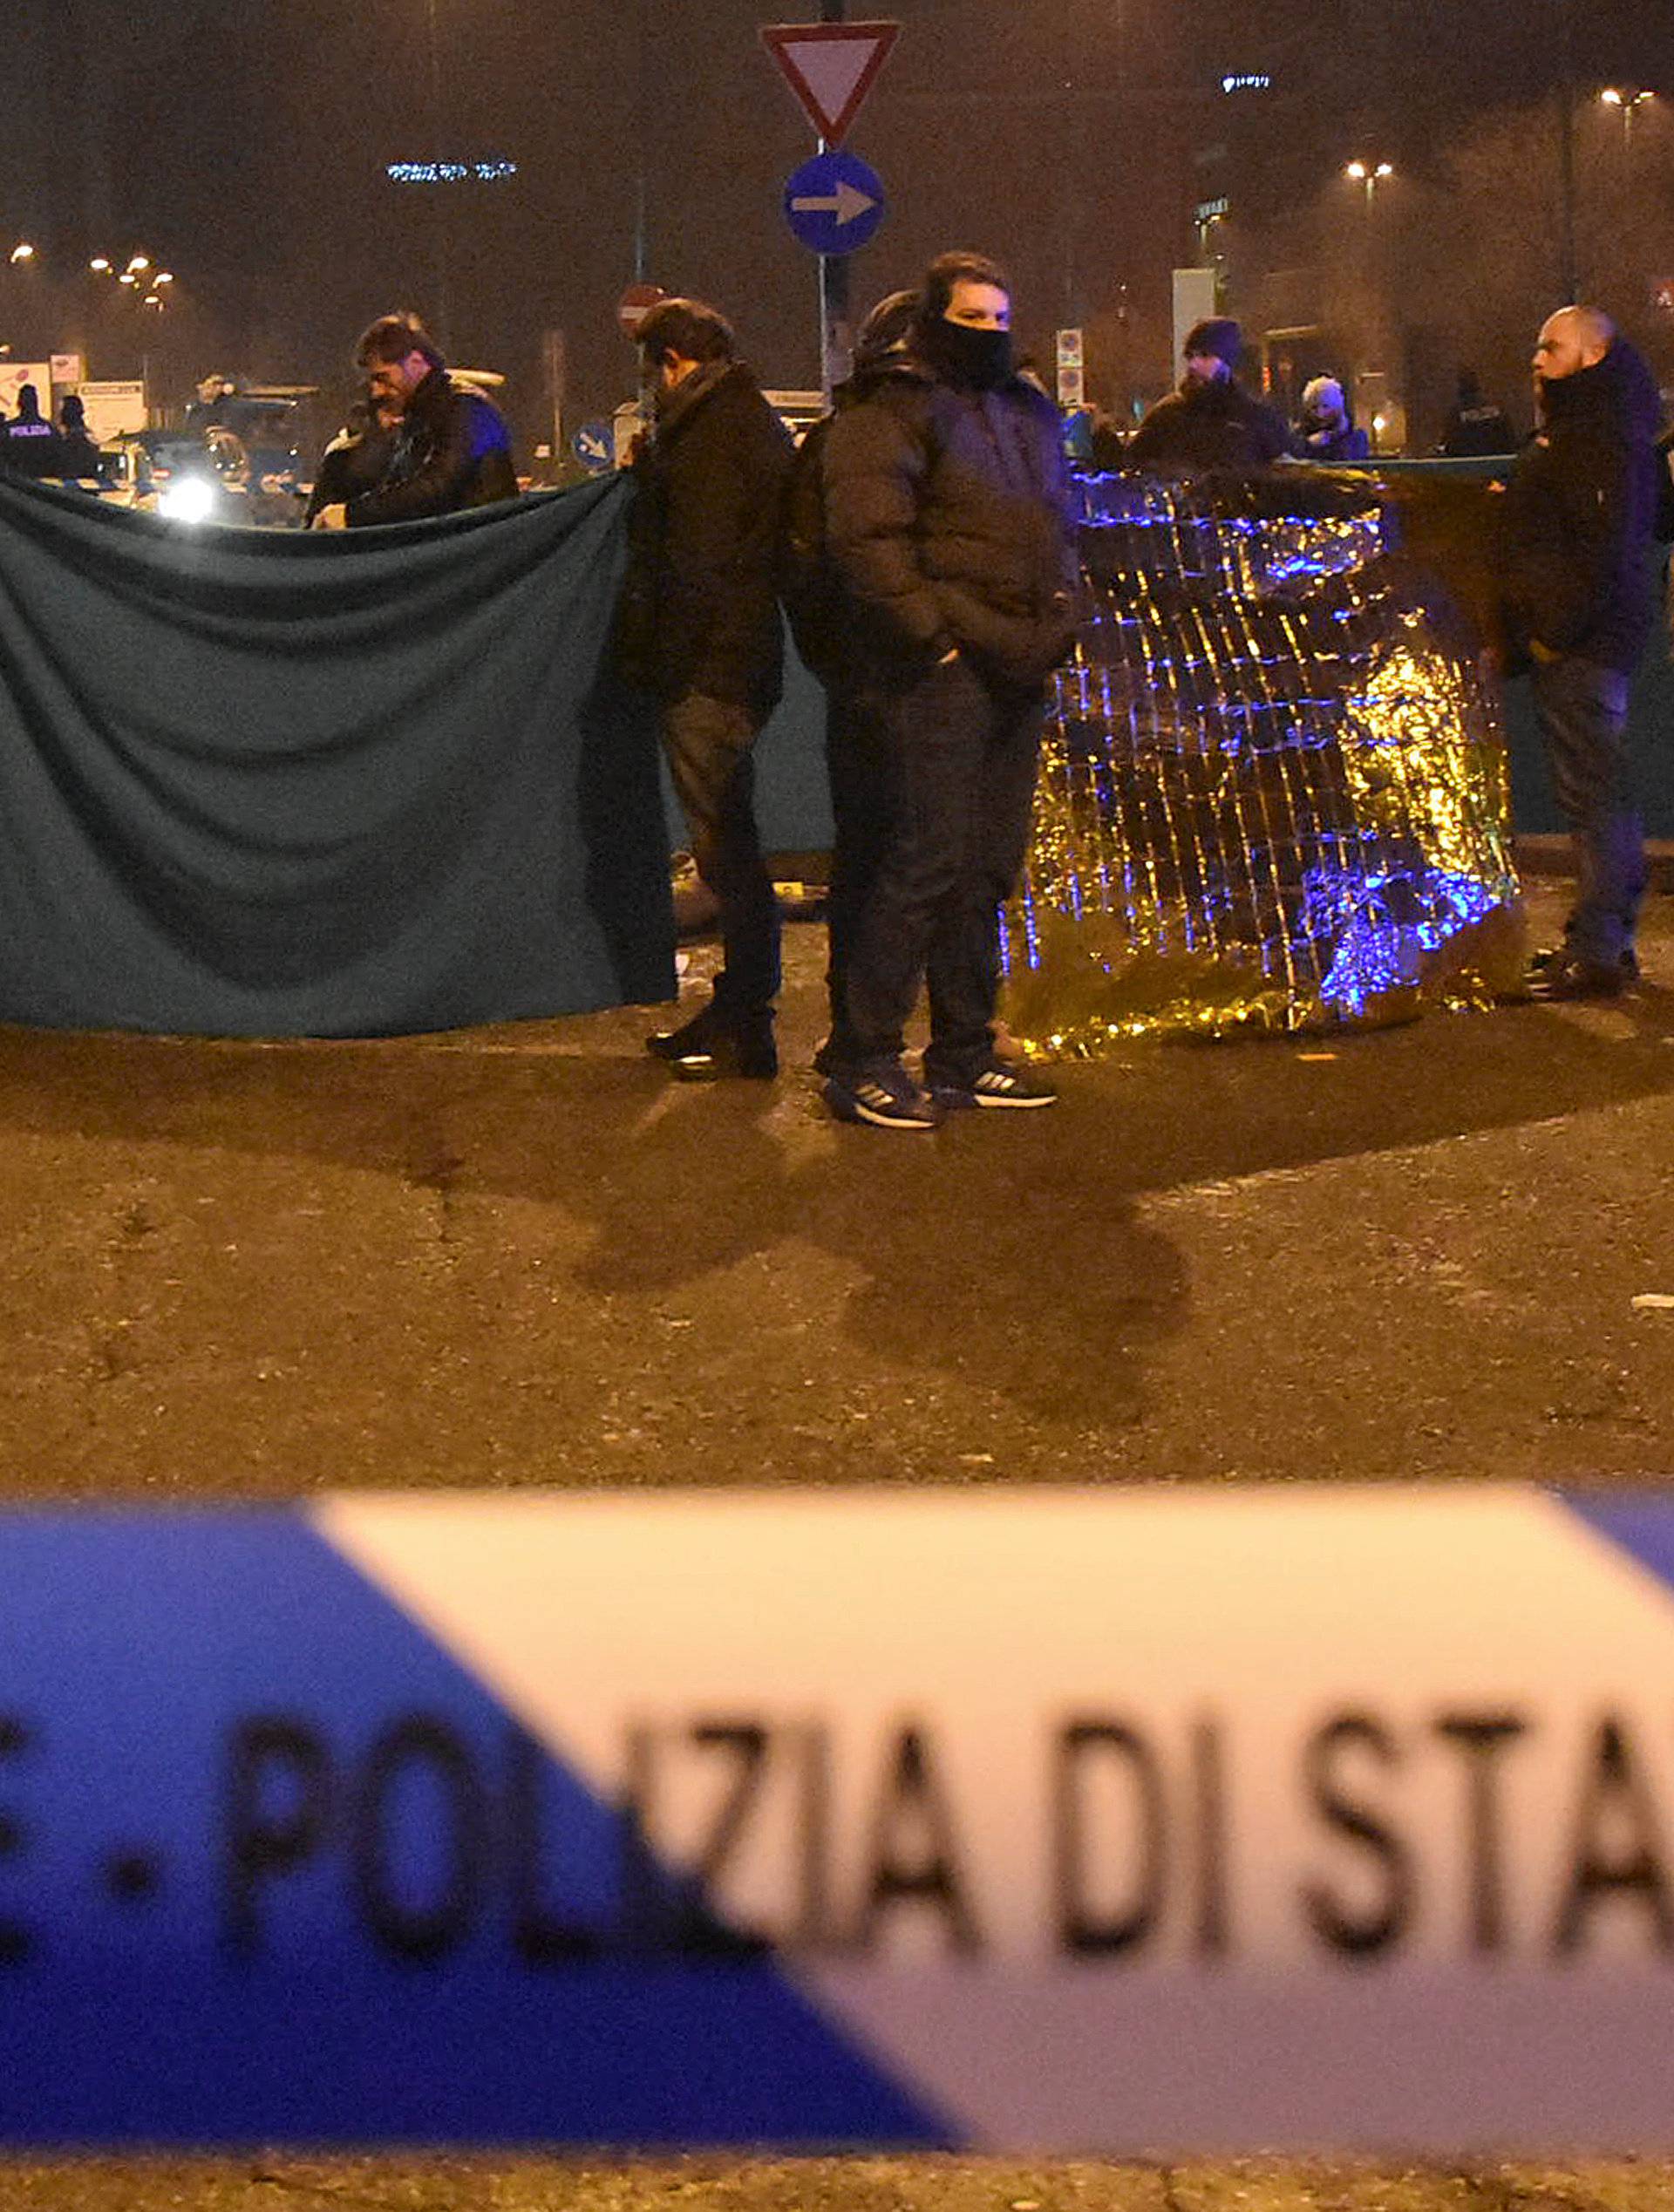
[0,472,675,1036]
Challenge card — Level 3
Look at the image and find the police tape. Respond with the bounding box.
[4,1485,1674,2153]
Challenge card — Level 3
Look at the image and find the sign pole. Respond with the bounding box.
[819,0,851,397]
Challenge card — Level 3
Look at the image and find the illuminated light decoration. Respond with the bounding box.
[118,272,137,286]
[386,160,521,184]
[89,256,112,273]
[126,255,150,272]
[1221,72,1271,92]
[10,242,36,264]
[155,271,174,285]
[998,477,1521,1052]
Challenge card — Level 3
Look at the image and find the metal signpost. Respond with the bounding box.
[762,10,900,396]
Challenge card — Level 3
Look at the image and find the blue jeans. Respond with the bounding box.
[1531,656,1644,967]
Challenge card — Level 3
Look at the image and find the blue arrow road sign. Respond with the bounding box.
[783,148,886,257]
[572,420,613,472]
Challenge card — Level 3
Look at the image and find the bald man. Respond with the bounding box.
[1498,305,1663,998]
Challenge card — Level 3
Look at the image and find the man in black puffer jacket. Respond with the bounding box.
[1126,317,1295,474]
[310,316,517,528]
[1498,305,1663,998]
[818,251,1079,1129]
[615,298,793,1079]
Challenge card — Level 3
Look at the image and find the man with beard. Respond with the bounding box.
[1498,304,1663,999]
[616,298,793,1081]
[1126,317,1295,473]
[310,316,516,528]
[817,251,1078,1129]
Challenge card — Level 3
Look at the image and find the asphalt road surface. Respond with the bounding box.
[6,882,1674,2209]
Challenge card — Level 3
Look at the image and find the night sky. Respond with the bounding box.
[1,0,1671,441]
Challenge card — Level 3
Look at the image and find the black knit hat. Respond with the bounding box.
[1183,316,1242,368]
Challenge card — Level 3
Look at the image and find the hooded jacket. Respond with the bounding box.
[820,351,1079,690]
[613,359,793,717]
[345,367,516,527]
[1497,337,1663,674]
[1125,372,1296,473]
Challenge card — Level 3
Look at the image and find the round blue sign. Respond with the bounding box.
[571,421,614,473]
[783,149,887,257]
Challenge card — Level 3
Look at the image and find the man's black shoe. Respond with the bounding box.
[929,1062,1059,1111]
[646,1004,777,1080]
[823,1062,941,1131]
[1522,948,1636,1003]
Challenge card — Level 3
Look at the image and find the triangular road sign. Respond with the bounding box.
[761,21,900,146]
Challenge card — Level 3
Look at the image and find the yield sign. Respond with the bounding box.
[760,20,900,146]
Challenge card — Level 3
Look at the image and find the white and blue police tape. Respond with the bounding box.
[4,1486,1674,2153]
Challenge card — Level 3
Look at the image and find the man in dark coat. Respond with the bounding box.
[616,297,794,1080]
[818,250,1079,1129]
[310,316,516,528]
[1441,369,1517,459]
[1498,305,1662,998]
[1126,317,1295,473]
[0,385,64,477]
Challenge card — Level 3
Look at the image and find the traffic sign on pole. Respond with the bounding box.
[783,148,887,257]
[616,282,667,339]
[761,20,900,146]
[571,421,614,473]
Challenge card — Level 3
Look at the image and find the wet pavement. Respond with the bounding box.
[6,882,1674,2207]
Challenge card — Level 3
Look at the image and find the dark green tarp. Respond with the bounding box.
[0,472,676,1036]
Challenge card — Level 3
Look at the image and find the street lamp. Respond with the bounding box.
[10,242,36,264]
[1344,160,1394,206]
[1600,87,1655,146]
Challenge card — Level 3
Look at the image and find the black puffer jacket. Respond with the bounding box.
[345,369,516,527]
[613,360,793,716]
[820,357,1079,689]
[1498,338,1663,674]
[1126,376,1296,473]
[780,346,908,688]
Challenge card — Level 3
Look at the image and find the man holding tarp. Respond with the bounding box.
[311,316,517,530]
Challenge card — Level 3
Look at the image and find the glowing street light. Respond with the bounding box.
[1600,87,1655,146]
[1345,159,1395,206]
[10,242,36,264]
[118,271,137,286]
[89,255,112,273]
[155,271,174,285]
[126,254,150,274]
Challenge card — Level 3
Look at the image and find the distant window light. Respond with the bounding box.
[387,160,521,185]
[1221,73,1272,93]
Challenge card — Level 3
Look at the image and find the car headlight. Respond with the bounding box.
[158,477,218,524]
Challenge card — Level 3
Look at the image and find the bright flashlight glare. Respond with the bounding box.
[159,478,217,525]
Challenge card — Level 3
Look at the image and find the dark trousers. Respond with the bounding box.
[1531,655,1644,967]
[841,656,1044,1086]
[821,683,891,1067]
[661,691,781,1018]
